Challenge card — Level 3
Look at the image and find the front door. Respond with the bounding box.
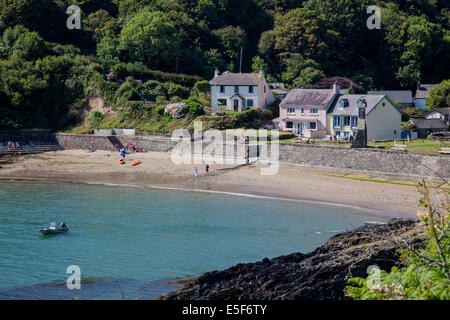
[301,122,308,133]
[293,122,299,134]
[234,99,239,111]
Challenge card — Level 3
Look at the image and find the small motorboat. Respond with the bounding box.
[40,222,69,235]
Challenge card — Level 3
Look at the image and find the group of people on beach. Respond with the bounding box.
[6,141,20,150]
[194,164,209,177]
[114,144,144,153]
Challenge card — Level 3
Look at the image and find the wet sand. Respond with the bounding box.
[0,150,433,217]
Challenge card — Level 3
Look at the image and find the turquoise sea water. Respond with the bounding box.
[0,180,386,299]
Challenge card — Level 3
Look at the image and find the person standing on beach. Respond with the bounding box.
[205,164,209,174]
[194,167,198,177]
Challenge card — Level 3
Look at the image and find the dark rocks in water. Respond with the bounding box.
[159,219,423,300]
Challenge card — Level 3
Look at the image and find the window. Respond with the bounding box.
[351,116,358,128]
[333,116,341,129]
[220,86,225,93]
[247,99,254,107]
[249,86,254,93]
[234,86,239,93]
[344,131,350,138]
[310,109,318,114]
[309,122,317,130]
[343,116,350,127]
[338,99,349,108]
[264,86,266,93]
[287,108,295,114]
[301,108,304,114]
[335,131,341,137]
[286,121,293,129]
[217,99,227,106]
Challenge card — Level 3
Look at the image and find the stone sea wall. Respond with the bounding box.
[278,143,450,177]
[1,131,449,178]
[54,134,176,153]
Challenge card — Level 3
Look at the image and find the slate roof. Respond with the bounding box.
[415,84,438,99]
[328,94,387,115]
[280,89,336,109]
[427,107,450,116]
[409,118,448,129]
[211,73,261,86]
[367,91,412,104]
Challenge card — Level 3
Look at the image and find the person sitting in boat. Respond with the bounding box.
[60,222,67,229]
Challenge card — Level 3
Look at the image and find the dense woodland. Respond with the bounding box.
[0,0,449,130]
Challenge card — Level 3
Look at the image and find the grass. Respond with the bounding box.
[282,169,450,190]
[279,137,449,154]
[367,139,449,153]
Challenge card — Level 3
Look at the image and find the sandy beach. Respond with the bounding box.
[0,149,440,217]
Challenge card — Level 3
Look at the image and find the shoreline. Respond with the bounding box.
[0,175,400,219]
[0,150,429,217]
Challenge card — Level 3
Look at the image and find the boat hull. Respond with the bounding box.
[40,228,68,235]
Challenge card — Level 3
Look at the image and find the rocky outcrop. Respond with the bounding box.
[160,219,423,300]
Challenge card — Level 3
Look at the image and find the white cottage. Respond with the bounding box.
[210,70,274,112]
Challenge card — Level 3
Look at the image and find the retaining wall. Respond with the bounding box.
[1,131,448,178]
[279,143,449,177]
[54,134,176,153]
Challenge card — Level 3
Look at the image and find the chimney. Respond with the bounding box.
[333,81,340,94]
[259,69,264,78]
[214,69,220,77]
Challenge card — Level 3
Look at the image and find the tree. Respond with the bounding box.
[426,80,450,110]
[118,9,181,70]
[273,8,327,60]
[0,26,47,60]
[281,53,323,86]
[194,80,211,93]
[292,67,325,88]
[84,9,119,42]
[251,56,269,76]
[212,26,247,71]
[396,16,446,87]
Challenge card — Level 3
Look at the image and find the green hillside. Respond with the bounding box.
[0,0,448,131]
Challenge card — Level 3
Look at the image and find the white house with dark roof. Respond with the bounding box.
[210,70,274,112]
[426,107,450,124]
[414,82,438,108]
[328,94,402,141]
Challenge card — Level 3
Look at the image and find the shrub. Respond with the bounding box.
[133,69,202,87]
[155,96,166,103]
[154,105,166,117]
[143,80,162,91]
[165,103,188,118]
[112,63,128,79]
[115,81,139,102]
[345,182,449,300]
[170,96,182,102]
[194,80,211,93]
[187,100,206,117]
[88,111,103,129]
[165,82,190,99]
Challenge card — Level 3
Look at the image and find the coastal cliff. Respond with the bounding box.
[160,219,423,300]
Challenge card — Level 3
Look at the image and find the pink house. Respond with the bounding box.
[275,84,340,138]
